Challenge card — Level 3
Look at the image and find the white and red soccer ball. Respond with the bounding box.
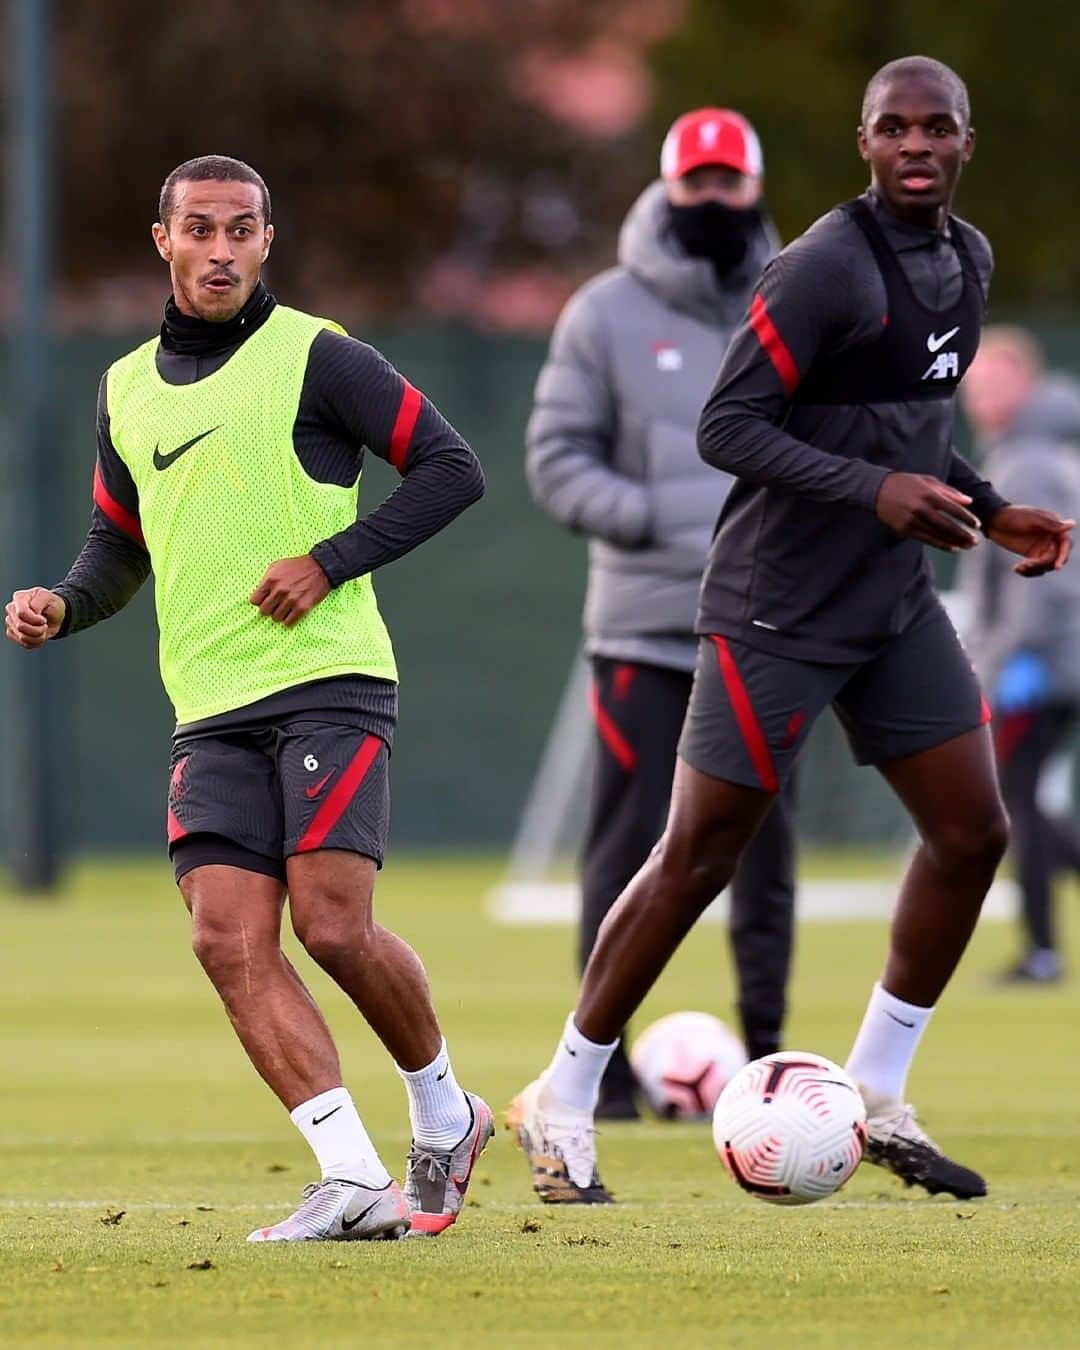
[630,1011,748,1120]
[712,1050,867,1205]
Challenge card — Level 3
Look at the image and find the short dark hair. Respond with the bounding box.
[159,155,271,226]
[861,56,970,129]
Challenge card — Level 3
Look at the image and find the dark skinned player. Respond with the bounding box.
[509,56,1073,1205]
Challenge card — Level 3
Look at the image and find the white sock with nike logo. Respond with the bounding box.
[290,1086,391,1187]
[397,1038,472,1152]
[544,1011,619,1113]
[845,982,933,1104]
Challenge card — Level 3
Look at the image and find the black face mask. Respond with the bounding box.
[668,199,762,273]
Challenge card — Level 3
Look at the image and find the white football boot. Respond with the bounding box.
[247,1177,411,1242]
[506,1076,612,1204]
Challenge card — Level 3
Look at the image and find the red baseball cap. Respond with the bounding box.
[660,108,763,181]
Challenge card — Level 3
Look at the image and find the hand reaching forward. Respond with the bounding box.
[987,505,1074,577]
[874,473,983,552]
[5,587,66,649]
[250,555,332,627]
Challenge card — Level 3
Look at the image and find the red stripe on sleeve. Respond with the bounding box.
[388,380,423,474]
[749,294,800,396]
[710,636,779,792]
[93,463,146,549]
[588,681,637,772]
[294,735,382,853]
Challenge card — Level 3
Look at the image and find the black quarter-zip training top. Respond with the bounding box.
[696,188,1008,663]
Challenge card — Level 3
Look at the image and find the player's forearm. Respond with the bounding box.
[697,403,888,509]
[52,526,151,636]
[946,451,1011,531]
[311,445,485,585]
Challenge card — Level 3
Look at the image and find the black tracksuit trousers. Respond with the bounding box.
[580,656,797,1101]
[994,701,1080,953]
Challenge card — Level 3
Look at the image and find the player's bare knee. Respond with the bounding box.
[684,854,738,907]
[295,922,348,971]
[927,806,1009,873]
[657,832,738,911]
[292,904,375,973]
[981,808,1010,866]
[190,919,249,986]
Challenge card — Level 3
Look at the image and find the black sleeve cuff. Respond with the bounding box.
[50,588,75,639]
[971,490,1010,534]
[310,539,349,588]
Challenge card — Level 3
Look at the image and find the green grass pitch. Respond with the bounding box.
[2,856,1077,1348]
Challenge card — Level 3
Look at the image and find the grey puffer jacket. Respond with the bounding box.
[959,375,1080,700]
[526,180,778,671]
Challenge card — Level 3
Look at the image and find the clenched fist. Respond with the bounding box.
[250,555,331,627]
[5,588,66,649]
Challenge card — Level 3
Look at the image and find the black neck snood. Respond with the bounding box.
[160,281,276,356]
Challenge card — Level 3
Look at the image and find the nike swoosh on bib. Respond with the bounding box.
[153,425,220,471]
[926,327,959,353]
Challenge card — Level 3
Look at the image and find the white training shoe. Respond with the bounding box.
[506,1076,612,1204]
[247,1178,411,1242]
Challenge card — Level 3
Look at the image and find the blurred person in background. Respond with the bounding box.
[959,327,1080,983]
[5,155,492,1242]
[526,109,796,1119]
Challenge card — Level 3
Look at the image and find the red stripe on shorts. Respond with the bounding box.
[167,755,189,843]
[613,663,637,700]
[295,735,382,852]
[710,636,779,792]
[588,681,636,772]
[993,709,1034,767]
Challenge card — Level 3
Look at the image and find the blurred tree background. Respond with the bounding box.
[3,0,1074,330]
[41,0,682,327]
[652,0,1080,309]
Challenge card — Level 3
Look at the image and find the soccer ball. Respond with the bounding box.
[630,1011,748,1120]
[711,1050,867,1205]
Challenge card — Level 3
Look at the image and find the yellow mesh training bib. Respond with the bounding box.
[106,305,397,723]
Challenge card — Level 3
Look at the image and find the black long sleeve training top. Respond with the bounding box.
[696,189,1007,664]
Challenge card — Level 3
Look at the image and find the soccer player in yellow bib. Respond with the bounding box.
[5,156,491,1242]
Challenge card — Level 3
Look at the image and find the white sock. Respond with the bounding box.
[290,1087,391,1187]
[397,1039,472,1151]
[544,1012,619,1113]
[845,982,934,1104]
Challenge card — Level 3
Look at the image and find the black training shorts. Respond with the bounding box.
[678,602,989,792]
[167,718,390,882]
